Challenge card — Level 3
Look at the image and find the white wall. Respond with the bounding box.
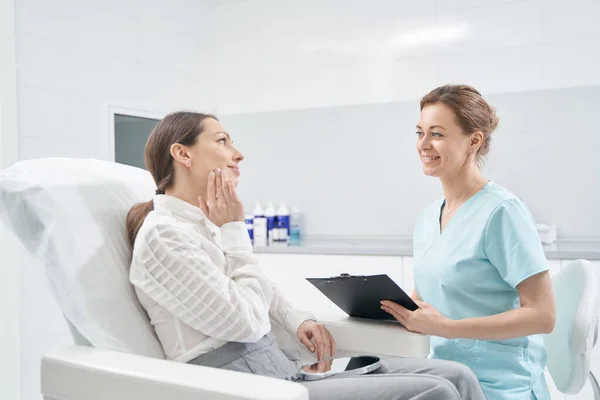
[16,0,215,160]
[210,0,600,114]
[0,1,20,399]
[0,0,19,169]
[210,0,600,240]
[14,1,214,398]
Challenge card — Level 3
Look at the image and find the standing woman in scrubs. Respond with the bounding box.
[380,84,556,400]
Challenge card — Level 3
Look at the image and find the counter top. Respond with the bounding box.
[253,236,600,260]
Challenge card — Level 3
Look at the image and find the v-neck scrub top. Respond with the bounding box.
[413,181,550,400]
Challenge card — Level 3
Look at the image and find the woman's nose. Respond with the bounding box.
[232,146,244,162]
[417,136,431,150]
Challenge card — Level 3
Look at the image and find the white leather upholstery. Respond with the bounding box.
[544,259,600,396]
[41,346,309,400]
[0,157,165,358]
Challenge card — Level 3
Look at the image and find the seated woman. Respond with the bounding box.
[381,84,556,400]
[126,111,485,400]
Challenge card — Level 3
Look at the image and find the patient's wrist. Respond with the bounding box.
[220,222,253,253]
[286,309,317,334]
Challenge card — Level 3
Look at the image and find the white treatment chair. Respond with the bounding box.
[543,259,600,399]
[0,158,429,400]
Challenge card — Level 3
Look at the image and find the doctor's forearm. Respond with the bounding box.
[447,306,554,340]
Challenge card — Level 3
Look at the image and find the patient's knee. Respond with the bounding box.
[428,359,477,382]
[450,361,477,379]
[420,378,461,400]
[429,360,482,397]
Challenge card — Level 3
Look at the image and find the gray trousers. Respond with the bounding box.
[189,334,486,400]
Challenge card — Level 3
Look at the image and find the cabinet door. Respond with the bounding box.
[402,256,415,294]
[545,369,565,400]
[547,259,562,275]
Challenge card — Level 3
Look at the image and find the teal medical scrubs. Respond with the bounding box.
[413,181,550,400]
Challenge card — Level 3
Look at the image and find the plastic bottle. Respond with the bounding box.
[252,202,267,247]
[244,214,254,244]
[289,206,302,246]
[276,203,290,245]
[265,202,277,245]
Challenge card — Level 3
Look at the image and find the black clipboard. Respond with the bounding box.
[306,273,418,321]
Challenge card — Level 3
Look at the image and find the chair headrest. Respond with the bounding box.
[0,158,164,358]
[544,259,600,394]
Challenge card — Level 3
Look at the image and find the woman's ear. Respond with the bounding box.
[170,143,191,167]
[470,131,484,156]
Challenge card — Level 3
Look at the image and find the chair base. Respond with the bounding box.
[591,370,600,400]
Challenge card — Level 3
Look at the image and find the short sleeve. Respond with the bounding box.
[484,199,549,288]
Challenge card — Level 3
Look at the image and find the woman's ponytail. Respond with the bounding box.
[126,200,154,246]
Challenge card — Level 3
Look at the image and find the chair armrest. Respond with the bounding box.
[321,315,430,358]
[41,346,308,400]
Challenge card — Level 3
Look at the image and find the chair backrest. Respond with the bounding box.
[0,158,165,358]
[544,259,600,394]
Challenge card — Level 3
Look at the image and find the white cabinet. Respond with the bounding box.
[548,259,562,274]
[545,368,565,400]
[403,256,415,295]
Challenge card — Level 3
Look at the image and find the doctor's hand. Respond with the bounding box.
[381,300,452,337]
[297,320,336,361]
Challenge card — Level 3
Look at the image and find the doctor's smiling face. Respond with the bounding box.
[416,102,474,178]
[415,85,499,178]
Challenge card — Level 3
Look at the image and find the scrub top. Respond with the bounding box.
[413,181,550,400]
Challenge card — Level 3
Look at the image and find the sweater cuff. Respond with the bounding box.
[220,222,253,253]
[285,309,317,335]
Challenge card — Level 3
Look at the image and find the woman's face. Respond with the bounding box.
[187,118,244,187]
[416,103,474,178]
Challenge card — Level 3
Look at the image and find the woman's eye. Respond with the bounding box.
[218,138,227,144]
[416,131,423,136]
[432,132,442,137]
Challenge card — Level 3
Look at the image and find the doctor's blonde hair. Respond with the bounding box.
[420,84,499,166]
[126,111,217,247]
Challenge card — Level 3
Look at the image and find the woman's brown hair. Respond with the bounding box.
[420,84,499,166]
[126,111,217,246]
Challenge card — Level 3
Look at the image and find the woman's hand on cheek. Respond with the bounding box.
[380,300,454,338]
[198,168,245,227]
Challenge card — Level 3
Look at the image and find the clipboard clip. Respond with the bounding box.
[337,273,365,278]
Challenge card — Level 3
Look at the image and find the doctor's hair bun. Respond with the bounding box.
[420,84,499,160]
[488,107,500,135]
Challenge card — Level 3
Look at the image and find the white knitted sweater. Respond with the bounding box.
[130,194,314,362]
